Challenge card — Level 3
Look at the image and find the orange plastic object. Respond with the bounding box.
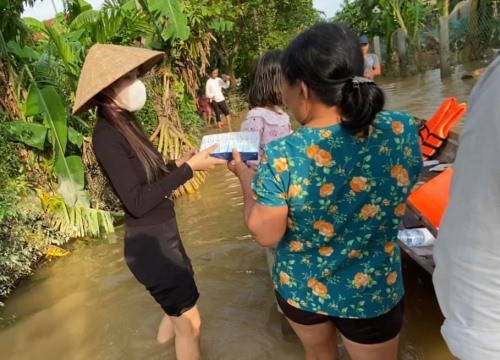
[419,98,457,143]
[407,168,453,230]
[420,99,467,160]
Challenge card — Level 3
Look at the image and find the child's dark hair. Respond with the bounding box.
[281,23,385,132]
[247,50,284,108]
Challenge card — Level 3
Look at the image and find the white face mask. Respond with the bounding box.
[114,79,147,112]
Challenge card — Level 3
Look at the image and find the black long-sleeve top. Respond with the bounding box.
[92,119,193,227]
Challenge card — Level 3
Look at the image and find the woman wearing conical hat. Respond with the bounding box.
[73,44,225,359]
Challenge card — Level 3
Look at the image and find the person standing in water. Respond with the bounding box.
[72,44,226,360]
[205,68,232,128]
[241,50,292,169]
[229,23,422,360]
[359,35,381,79]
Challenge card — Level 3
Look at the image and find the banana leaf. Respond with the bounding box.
[6,121,47,150]
[140,0,189,41]
[24,84,88,207]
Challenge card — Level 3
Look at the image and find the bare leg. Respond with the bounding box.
[225,115,232,127]
[170,305,201,360]
[341,334,399,360]
[286,316,338,360]
[157,314,175,344]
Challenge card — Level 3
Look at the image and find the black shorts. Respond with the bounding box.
[211,100,230,121]
[124,219,199,317]
[276,291,404,344]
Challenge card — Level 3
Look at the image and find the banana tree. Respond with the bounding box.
[5,79,114,237]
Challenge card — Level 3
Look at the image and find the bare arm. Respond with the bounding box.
[219,77,230,89]
[229,150,288,247]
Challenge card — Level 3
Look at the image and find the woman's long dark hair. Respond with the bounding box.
[95,92,167,184]
[281,23,385,133]
[247,50,284,108]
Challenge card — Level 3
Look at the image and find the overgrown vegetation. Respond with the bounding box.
[0,0,320,301]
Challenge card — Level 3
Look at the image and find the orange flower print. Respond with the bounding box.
[387,271,398,285]
[394,203,406,217]
[318,246,334,256]
[384,242,396,256]
[353,272,371,288]
[390,165,410,187]
[288,184,302,198]
[392,121,404,135]
[289,241,304,252]
[313,220,334,238]
[307,279,328,298]
[307,145,320,158]
[360,204,380,220]
[287,299,301,308]
[350,176,368,193]
[274,158,288,173]
[320,129,332,139]
[348,250,362,260]
[260,154,268,165]
[320,183,335,197]
[279,271,291,286]
[314,149,333,167]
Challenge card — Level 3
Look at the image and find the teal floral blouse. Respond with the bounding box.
[252,111,423,319]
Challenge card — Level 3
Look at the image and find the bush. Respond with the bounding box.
[0,128,66,303]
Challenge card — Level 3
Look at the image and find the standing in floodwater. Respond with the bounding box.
[241,50,292,169]
[229,23,422,360]
[359,35,381,79]
[72,44,225,360]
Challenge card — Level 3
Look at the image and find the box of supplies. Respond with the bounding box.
[199,132,260,161]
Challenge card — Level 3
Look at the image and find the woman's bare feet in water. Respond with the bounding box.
[157,315,175,344]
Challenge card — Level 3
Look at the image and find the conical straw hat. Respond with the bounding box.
[72,44,164,115]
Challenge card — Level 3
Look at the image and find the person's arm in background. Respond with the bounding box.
[228,149,288,247]
[219,75,230,89]
[371,54,381,77]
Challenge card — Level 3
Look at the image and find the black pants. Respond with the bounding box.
[210,100,230,122]
[276,291,404,344]
[124,218,199,316]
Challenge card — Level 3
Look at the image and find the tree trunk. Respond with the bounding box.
[226,54,237,104]
[0,60,20,121]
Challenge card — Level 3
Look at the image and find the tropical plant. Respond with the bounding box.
[6,78,115,237]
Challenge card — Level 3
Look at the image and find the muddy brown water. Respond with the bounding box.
[0,66,483,359]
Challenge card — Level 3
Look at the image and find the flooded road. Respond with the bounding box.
[0,67,481,360]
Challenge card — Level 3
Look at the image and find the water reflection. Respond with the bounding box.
[0,68,482,359]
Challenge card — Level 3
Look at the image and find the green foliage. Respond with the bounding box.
[0,126,67,302]
[205,0,320,90]
[138,0,190,42]
[178,97,205,142]
[23,83,88,207]
[136,97,160,136]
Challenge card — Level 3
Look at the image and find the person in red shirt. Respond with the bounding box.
[196,89,213,126]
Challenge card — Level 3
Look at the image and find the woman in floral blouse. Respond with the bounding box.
[229,23,422,360]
